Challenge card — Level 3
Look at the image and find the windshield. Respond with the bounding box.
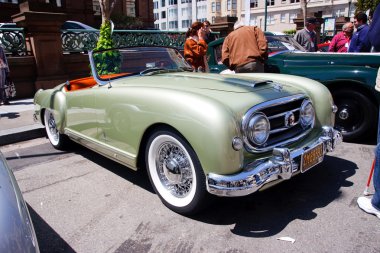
[91,47,192,81]
[266,35,306,53]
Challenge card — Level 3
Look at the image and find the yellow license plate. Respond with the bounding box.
[301,143,324,173]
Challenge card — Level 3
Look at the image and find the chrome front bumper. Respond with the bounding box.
[206,126,342,197]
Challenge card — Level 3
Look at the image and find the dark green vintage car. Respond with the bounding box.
[34,46,341,215]
[208,35,380,142]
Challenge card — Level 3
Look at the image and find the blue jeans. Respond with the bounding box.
[372,144,380,209]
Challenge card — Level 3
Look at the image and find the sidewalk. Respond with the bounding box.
[0,98,45,146]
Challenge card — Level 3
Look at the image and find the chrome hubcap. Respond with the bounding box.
[47,112,59,142]
[339,108,349,120]
[156,142,193,198]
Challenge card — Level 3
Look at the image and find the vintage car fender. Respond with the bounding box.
[34,86,67,132]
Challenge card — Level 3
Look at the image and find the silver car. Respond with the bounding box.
[0,151,39,253]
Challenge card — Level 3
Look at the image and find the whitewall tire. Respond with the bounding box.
[145,128,208,215]
[44,109,69,150]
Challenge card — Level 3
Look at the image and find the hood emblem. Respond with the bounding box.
[273,83,283,92]
[284,111,296,128]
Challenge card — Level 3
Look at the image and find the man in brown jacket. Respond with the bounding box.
[222,21,268,73]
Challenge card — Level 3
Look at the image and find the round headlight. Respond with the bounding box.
[247,113,270,145]
[300,99,315,129]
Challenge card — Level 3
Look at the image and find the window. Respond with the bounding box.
[281,0,287,3]
[290,0,300,3]
[154,13,159,21]
[227,0,237,10]
[267,0,275,6]
[212,2,216,12]
[155,24,159,29]
[182,20,191,29]
[161,0,165,7]
[216,2,221,11]
[169,21,178,29]
[250,0,258,8]
[182,7,191,16]
[227,0,236,11]
[266,15,275,25]
[280,13,286,23]
[181,0,192,3]
[169,0,177,4]
[161,11,166,19]
[161,22,167,30]
[289,13,297,23]
[154,1,159,9]
[212,16,216,24]
[197,5,206,17]
[168,9,177,18]
[250,17,257,26]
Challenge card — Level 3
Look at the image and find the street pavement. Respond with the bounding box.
[0,98,45,146]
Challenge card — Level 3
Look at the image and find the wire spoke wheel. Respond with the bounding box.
[44,109,69,149]
[146,128,208,215]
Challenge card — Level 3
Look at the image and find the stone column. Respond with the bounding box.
[12,1,68,90]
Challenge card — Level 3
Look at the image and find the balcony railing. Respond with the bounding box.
[0,27,27,56]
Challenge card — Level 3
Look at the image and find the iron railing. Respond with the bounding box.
[1,28,219,55]
[0,27,27,56]
[61,29,191,53]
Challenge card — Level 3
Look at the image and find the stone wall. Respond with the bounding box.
[8,56,37,98]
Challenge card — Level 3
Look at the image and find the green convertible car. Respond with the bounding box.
[34,46,341,214]
[208,35,380,142]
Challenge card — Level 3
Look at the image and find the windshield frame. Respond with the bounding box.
[89,46,191,86]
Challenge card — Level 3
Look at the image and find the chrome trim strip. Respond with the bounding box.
[267,108,300,120]
[64,128,137,169]
[206,126,342,197]
[89,50,108,86]
[269,121,300,134]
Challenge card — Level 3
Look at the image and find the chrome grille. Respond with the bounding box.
[242,94,313,153]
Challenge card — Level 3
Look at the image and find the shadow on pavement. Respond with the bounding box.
[74,145,155,194]
[191,155,357,237]
[0,112,20,119]
[27,203,76,253]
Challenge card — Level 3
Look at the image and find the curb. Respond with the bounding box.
[0,125,45,146]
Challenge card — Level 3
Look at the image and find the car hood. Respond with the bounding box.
[109,72,307,110]
[112,72,305,94]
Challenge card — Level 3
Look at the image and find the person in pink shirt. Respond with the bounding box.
[328,22,354,52]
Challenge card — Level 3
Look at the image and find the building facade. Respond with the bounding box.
[153,0,208,31]
[153,0,357,32]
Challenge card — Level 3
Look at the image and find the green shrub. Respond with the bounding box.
[94,20,121,76]
[283,29,296,36]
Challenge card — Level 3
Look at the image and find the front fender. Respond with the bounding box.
[34,87,67,133]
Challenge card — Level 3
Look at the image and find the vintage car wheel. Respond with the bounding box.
[333,90,376,142]
[145,129,208,215]
[44,109,69,149]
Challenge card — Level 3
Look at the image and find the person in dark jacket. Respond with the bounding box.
[203,20,216,44]
[348,12,371,52]
[369,3,380,52]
